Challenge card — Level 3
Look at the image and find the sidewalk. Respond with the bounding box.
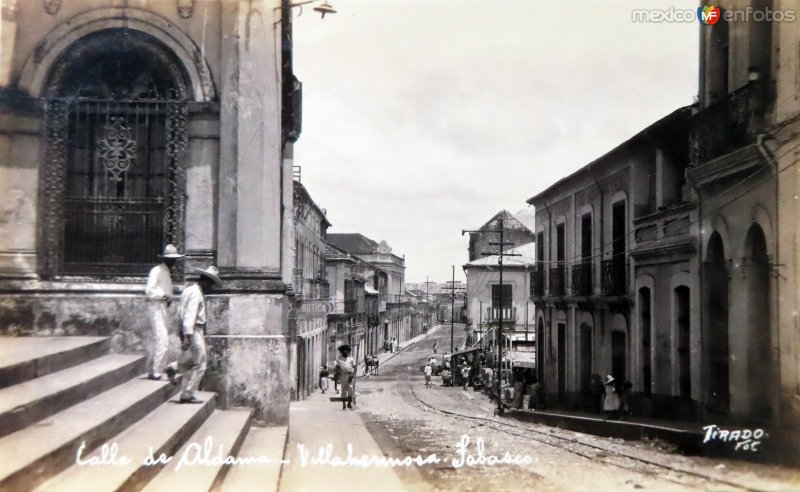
[279,327,439,491]
[508,406,800,462]
[279,390,406,492]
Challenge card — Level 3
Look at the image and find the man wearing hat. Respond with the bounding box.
[335,344,356,410]
[145,244,184,380]
[165,265,222,403]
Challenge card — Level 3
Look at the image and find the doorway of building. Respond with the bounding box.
[745,224,772,420]
[537,317,545,388]
[639,287,652,396]
[705,232,730,412]
[611,330,626,383]
[675,286,691,399]
[579,324,592,402]
[557,323,566,399]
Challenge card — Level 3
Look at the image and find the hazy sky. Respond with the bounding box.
[293,0,699,283]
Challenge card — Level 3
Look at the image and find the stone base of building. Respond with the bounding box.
[0,284,292,425]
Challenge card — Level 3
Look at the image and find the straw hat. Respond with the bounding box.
[160,244,185,259]
[195,265,222,287]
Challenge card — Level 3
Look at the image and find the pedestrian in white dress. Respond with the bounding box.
[165,266,222,403]
[145,244,184,380]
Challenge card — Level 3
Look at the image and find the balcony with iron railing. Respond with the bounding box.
[485,307,517,323]
[571,262,593,296]
[549,266,565,297]
[689,81,766,167]
[601,258,627,296]
[530,268,544,297]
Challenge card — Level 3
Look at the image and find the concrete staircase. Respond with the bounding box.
[0,337,284,492]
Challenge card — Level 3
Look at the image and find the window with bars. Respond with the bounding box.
[39,28,188,277]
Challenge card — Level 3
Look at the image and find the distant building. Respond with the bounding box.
[464,241,536,356]
[327,233,414,345]
[467,210,535,262]
[328,234,405,298]
[291,180,332,400]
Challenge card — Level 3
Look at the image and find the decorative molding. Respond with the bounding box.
[686,144,767,189]
[177,0,194,18]
[43,0,61,15]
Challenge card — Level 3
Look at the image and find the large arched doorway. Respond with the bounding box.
[578,322,592,401]
[744,224,772,420]
[536,316,545,388]
[705,232,730,412]
[39,28,190,276]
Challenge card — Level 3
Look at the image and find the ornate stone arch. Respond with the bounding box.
[18,7,215,101]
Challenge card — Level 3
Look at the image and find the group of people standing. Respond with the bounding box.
[383,338,399,353]
[145,244,222,404]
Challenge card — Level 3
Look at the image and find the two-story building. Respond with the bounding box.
[291,179,331,400]
[686,1,800,429]
[327,233,413,349]
[464,210,536,350]
[464,242,536,355]
[527,106,693,413]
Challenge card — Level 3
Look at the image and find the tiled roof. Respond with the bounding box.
[327,233,380,254]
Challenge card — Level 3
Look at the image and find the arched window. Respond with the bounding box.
[40,29,189,276]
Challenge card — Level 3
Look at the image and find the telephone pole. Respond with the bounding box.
[444,266,459,353]
[463,219,519,416]
[423,276,435,338]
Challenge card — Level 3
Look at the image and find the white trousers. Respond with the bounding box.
[175,331,207,399]
[147,303,169,376]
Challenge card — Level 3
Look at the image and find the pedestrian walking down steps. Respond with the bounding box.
[164,265,223,404]
[145,244,184,380]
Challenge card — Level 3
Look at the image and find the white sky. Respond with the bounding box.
[293,0,699,284]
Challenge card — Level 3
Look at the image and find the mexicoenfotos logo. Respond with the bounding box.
[632,5,795,23]
[698,5,721,25]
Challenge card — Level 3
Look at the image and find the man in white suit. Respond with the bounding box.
[166,265,222,403]
[145,244,184,380]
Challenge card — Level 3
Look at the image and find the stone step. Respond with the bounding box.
[0,354,145,439]
[0,337,110,389]
[142,408,252,492]
[0,376,177,491]
[219,425,287,492]
[35,391,217,492]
